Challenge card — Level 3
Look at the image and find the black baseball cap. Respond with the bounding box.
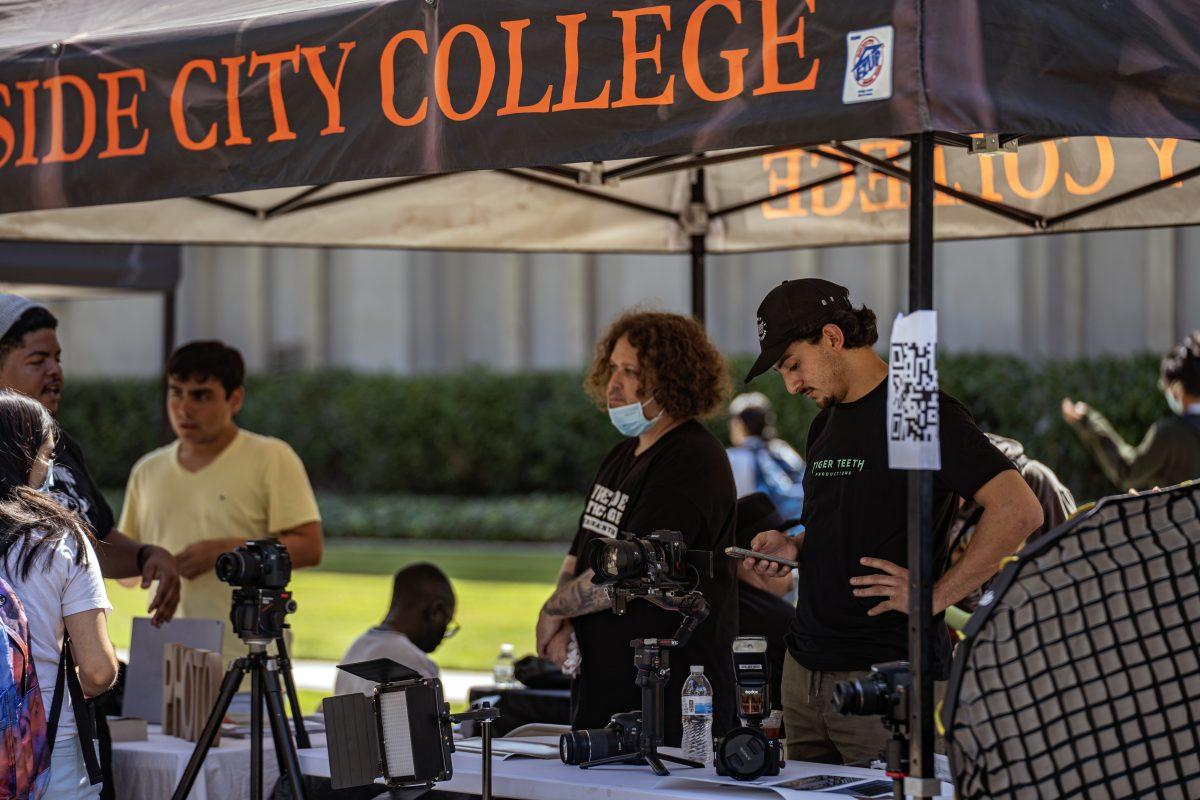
[744,278,852,384]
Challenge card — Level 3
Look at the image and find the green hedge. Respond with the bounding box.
[64,353,1164,505]
[103,489,583,542]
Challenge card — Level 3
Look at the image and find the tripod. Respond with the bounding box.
[171,638,308,800]
[581,638,704,777]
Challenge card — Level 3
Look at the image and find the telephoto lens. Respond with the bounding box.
[831,673,889,716]
[558,712,641,765]
[831,661,909,721]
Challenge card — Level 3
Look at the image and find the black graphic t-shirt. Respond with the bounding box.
[567,420,739,744]
[51,430,115,540]
[787,379,1013,679]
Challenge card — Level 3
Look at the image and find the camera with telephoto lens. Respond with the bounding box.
[831,660,910,727]
[586,530,712,612]
[715,637,783,780]
[216,539,296,641]
[216,538,293,588]
[559,712,642,765]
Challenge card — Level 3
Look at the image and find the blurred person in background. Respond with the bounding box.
[334,563,457,697]
[119,341,323,662]
[726,392,805,523]
[1063,331,1200,491]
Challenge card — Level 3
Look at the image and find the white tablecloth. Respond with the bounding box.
[112,724,326,800]
[298,744,953,800]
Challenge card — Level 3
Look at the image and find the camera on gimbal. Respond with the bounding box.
[558,530,713,777]
[715,637,783,780]
[216,539,296,641]
[831,660,910,727]
[586,530,713,613]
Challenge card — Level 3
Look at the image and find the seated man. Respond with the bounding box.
[734,493,798,712]
[334,563,457,697]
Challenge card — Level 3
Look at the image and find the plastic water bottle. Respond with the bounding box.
[681,665,714,765]
[493,643,515,688]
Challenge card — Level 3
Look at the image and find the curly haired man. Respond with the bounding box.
[535,310,739,745]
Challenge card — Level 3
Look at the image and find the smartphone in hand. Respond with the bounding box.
[724,546,798,569]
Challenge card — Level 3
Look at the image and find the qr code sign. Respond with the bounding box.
[889,342,939,442]
[887,311,941,470]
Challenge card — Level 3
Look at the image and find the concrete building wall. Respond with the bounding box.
[54,228,1200,378]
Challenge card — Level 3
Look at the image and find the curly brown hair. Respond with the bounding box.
[584,310,730,420]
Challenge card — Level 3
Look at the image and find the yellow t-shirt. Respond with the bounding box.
[118,429,320,661]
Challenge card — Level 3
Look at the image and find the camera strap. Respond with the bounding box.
[46,632,104,785]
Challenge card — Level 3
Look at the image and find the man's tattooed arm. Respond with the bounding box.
[543,569,612,618]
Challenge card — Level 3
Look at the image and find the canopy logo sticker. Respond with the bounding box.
[843,26,893,104]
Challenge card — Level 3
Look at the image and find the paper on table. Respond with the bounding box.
[658,762,954,799]
[455,737,561,759]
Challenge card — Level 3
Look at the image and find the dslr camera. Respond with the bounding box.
[559,712,641,766]
[715,637,783,780]
[216,538,292,588]
[831,660,910,727]
[216,539,296,641]
[586,530,712,612]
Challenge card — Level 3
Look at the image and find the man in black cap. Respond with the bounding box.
[734,493,798,714]
[742,279,1043,764]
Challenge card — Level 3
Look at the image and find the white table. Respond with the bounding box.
[298,744,953,799]
[112,724,326,800]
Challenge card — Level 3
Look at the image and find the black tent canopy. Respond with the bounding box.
[0,0,1197,243]
[2,1,1199,793]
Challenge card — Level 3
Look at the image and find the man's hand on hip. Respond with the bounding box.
[140,546,181,625]
[851,557,911,616]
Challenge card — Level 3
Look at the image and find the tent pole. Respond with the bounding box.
[907,131,938,797]
[690,167,707,326]
[160,288,176,445]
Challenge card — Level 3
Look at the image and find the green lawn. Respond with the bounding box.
[106,541,566,671]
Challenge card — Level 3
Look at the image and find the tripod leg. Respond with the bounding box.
[643,753,670,777]
[656,753,704,769]
[171,659,249,800]
[262,658,308,800]
[251,662,263,800]
[581,753,644,769]
[274,634,310,749]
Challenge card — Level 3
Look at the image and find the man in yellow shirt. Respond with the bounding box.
[119,341,323,660]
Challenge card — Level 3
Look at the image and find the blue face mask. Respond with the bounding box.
[608,399,662,438]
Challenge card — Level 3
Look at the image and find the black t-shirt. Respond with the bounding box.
[51,430,115,540]
[567,420,739,745]
[738,583,793,711]
[787,379,1013,680]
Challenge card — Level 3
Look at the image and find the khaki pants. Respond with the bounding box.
[782,653,946,765]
